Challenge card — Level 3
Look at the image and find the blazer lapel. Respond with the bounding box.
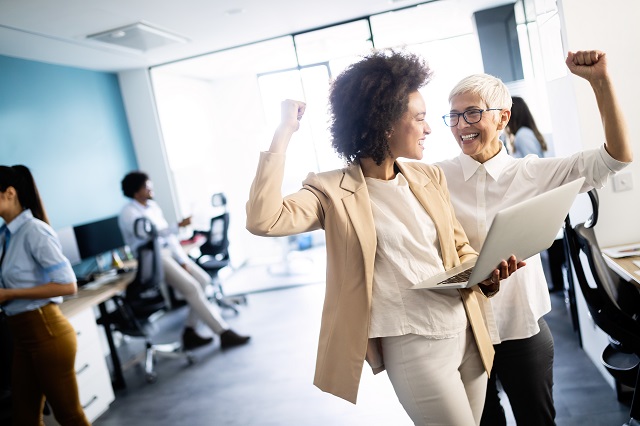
[396,162,454,265]
[340,164,377,299]
[398,163,495,372]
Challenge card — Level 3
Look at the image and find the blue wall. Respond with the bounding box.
[0,55,138,229]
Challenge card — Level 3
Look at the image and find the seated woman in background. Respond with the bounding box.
[504,96,548,158]
[0,165,90,426]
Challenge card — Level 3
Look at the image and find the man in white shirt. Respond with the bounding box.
[119,171,250,350]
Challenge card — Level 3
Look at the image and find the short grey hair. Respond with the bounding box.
[448,74,513,116]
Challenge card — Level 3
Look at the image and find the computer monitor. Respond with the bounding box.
[73,216,125,261]
[57,226,81,266]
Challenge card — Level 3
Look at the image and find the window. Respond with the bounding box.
[150,2,530,265]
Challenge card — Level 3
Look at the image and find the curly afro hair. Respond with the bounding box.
[329,50,433,165]
[121,171,149,199]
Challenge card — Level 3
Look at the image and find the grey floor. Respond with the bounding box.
[94,270,633,425]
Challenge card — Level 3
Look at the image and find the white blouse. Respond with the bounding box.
[366,173,468,339]
[436,145,629,342]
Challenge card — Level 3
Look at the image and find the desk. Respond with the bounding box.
[602,248,640,287]
[59,271,136,391]
[180,234,206,257]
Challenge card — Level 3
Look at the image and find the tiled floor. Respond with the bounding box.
[94,266,633,425]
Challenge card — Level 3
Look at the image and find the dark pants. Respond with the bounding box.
[480,317,556,426]
[8,304,90,426]
[546,239,566,292]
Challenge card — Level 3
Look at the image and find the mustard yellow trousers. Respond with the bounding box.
[8,303,90,426]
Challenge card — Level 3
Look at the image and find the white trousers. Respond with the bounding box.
[161,250,228,335]
[381,327,487,426]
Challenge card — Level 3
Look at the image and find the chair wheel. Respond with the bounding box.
[145,372,158,383]
[186,354,196,365]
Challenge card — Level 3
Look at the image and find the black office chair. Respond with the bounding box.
[193,193,247,314]
[106,217,195,383]
[564,189,640,426]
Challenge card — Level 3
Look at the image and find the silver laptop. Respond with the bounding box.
[412,177,585,290]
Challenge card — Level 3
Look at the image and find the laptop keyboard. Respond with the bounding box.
[437,267,474,285]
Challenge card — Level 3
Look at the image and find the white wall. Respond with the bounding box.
[556,0,640,390]
[558,0,640,247]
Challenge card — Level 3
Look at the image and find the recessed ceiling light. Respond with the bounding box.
[86,22,189,52]
[224,8,245,16]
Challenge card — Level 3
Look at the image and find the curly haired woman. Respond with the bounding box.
[246,50,522,425]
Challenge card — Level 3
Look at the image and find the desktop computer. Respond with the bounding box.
[59,216,130,286]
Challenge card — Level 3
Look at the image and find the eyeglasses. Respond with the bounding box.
[442,108,503,127]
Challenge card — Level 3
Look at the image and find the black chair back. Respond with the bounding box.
[104,218,193,382]
[125,217,166,317]
[199,212,230,264]
[563,188,640,426]
[564,190,640,354]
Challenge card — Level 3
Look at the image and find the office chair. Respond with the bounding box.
[563,189,640,426]
[105,217,195,383]
[193,193,247,314]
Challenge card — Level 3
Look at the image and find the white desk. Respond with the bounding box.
[60,270,136,392]
[47,273,134,424]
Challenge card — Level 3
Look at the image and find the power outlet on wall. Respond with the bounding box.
[613,172,634,192]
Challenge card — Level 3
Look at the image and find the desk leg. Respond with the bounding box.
[98,302,126,390]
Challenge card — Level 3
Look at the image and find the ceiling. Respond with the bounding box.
[0,0,508,73]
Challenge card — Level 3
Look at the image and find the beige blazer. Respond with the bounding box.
[246,152,494,404]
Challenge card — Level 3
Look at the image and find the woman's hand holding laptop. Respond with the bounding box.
[477,255,526,297]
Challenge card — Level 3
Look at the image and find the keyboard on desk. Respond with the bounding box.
[81,275,119,290]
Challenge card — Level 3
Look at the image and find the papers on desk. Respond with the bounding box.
[82,273,119,290]
[602,243,640,259]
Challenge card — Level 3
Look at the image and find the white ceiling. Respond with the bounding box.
[0,0,508,73]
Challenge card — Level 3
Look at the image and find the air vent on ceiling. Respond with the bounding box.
[86,22,189,52]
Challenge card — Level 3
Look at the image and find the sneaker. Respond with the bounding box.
[220,329,251,349]
[182,327,213,350]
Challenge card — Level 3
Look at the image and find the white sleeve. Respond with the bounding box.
[521,145,630,193]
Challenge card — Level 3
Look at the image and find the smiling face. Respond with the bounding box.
[388,91,431,161]
[449,92,510,163]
